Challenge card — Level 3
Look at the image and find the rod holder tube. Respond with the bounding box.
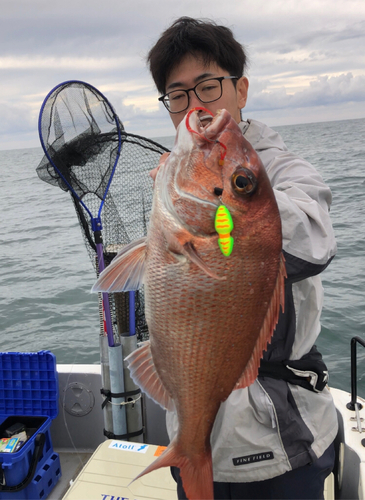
[121,335,144,442]
[108,343,127,437]
[100,335,113,435]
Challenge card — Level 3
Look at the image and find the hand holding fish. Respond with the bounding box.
[149,151,170,184]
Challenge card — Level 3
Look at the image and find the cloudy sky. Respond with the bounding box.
[1,0,365,150]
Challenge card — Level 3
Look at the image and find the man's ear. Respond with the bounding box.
[237,77,249,109]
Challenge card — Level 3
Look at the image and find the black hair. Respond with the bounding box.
[147,17,248,95]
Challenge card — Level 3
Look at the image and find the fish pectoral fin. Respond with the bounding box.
[234,252,287,390]
[92,237,147,293]
[166,230,224,281]
[166,226,225,280]
[183,242,225,281]
[125,341,175,412]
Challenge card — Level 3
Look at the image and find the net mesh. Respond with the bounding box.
[37,81,169,342]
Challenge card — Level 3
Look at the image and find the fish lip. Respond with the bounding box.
[187,109,214,134]
[190,108,229,142]
[197,112,213,131]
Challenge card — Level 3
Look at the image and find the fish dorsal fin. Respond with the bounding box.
[235,253,287,390]
[126,341,175,412]
[92,237,147,293]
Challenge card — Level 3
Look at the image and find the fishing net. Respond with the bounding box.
[37,81,169,342]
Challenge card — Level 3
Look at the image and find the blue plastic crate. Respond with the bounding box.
[0,351,61,499]
[27,452,61,500]
[0,351,58,418]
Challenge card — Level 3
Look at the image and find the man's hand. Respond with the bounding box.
[149,152,170,184]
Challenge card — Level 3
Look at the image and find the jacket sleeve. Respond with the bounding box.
[258,148,336,282]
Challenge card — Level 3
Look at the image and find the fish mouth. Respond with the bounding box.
[186,109,226,200]
[186,107,215,136]
[187,107,231,145]
[196,111,214,131]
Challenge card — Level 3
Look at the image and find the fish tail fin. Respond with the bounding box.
[132,439,213,500]
[178,451,213,500]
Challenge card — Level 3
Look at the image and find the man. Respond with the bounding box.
[147,17,338,499]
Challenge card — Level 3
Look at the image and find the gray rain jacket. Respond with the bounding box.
[166,118,338,482]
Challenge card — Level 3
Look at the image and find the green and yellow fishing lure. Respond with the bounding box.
[215,205,234,256]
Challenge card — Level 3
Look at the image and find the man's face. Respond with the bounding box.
[164,54,249,129]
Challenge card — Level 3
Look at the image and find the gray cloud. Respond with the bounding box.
[246,73,365,112]
[1,0,364,149]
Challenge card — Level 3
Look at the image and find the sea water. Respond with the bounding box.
[0,118,364,394]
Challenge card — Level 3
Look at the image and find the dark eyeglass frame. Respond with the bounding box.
[158,76,238,114]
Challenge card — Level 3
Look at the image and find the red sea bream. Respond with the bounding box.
[93,107,286,500]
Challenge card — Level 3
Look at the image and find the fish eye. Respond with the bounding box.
[231,167,257,195]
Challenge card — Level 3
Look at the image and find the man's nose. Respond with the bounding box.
[187,90,202,110]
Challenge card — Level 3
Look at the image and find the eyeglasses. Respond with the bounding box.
[158,76,238,114]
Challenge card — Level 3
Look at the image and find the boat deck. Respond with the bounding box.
[41,366,364,500]
[51,443,334,500]
[48,451,92,500]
